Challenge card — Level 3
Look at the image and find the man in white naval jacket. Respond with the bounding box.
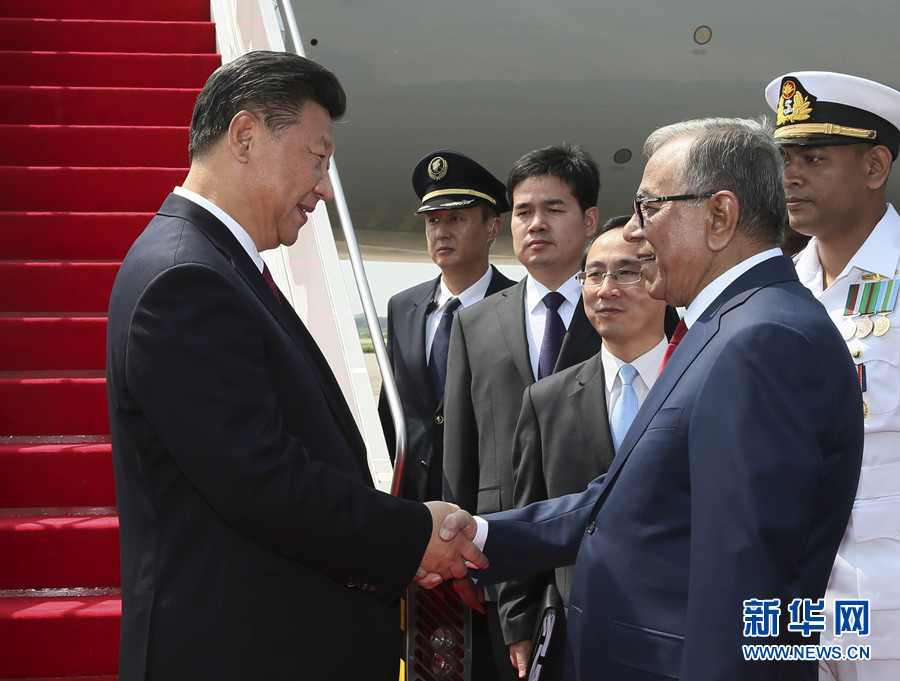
[766,70,900,681]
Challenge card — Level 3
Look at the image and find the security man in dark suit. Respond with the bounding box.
[379,150,515,502]
[443,143,604,679]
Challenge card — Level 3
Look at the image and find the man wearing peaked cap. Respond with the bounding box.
[766,71,900,681]
[379,149,515,680]
[379,150,514,504]
[413,149,512,215]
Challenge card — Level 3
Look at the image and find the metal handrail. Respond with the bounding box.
[274,0,408,497]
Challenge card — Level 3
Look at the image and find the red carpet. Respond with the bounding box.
[0,0,220,677]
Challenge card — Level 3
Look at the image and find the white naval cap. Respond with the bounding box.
[764,71,900,159]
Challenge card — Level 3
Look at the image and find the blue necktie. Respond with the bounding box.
[538,292,566,379]
[429,297,462,399]
[610,364,638,451]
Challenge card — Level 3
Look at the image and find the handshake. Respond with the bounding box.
[416,501,486,611]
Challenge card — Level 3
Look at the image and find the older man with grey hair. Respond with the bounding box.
[425,117,864,681]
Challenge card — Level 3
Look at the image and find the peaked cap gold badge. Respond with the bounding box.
[427,156,448,181]
[777,80,814,126]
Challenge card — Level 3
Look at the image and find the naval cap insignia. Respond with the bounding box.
[428,156,448,181]
[777,79,813,126]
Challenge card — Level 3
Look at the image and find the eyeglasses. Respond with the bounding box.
[633,193,715,227]
[576,268,643,288]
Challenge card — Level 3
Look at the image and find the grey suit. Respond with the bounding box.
[379,266,514,501]
[498,353,614,655]
[442,278,603,516]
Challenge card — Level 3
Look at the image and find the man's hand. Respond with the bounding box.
[439,507,480,544]
[450,576,486,614]
[416,502,488,589]
[509,640,533,679]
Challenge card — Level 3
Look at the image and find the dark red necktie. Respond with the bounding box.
[262,263,280,300]
[659,319,687,375]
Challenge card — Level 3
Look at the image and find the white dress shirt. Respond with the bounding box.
[424,266,493,358]
[174,186,264,273]
[524,274,583,379]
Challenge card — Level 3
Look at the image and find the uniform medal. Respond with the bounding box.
[855,315,874,338]
[873,313,892,337]
[839,318,857,340]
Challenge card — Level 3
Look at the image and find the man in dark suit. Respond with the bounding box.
[442,143,604,678]
[500,216,674,677]
[106,51,484,681]
[430,117,864,680]
[380,150,514,502]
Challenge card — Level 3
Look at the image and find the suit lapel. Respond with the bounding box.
[593,256,796,505]
[168,195,367,456]
[495,280,535,384]
[557,303,600,372]
[571,354,616,471]
[398,277,441,408]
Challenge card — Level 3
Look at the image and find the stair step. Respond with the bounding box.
[0,374,108,436]
[0,17,216,53]
[0,167,187,212]
[0,0,210,21]
[0,262,120,313]
[4,677,117,681]
[0,440,115,508]
[1,51,221,89]
[0,592,120,678]
[0,125,190,168]
[0,317,107,371]
[0,513,120,590]
[0,86,201,126]
[0,212,151,260]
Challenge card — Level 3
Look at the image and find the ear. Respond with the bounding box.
[583,206,600,236]
[865,145,892,191]
[706,191,739,253]
[228,110,258,163]
[487,217,501,241]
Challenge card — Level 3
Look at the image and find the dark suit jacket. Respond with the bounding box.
[379,267,514,501]
[475,256,864,680]
[442,278,604,517]
[498,353,615,643]
[106,194,432,681]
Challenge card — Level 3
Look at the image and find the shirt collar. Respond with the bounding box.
[526,273,583,313]
[684,247,783,328]
[433,266,493,313]
[602,337,668,392]
[797,204,900,295]
[174,186,264,272]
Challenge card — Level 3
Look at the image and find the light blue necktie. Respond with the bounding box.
[610,364,638,451]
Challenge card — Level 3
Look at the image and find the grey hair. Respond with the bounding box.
[643,117,786,245]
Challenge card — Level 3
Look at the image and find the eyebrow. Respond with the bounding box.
[514,197,567,210]
[585,257,641,270]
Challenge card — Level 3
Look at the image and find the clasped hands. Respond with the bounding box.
[416,502,485,612]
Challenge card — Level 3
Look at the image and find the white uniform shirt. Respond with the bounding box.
[794,203,900,658]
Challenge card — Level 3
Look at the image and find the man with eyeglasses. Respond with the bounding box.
[424,117,864,681]
[498,215,677,679]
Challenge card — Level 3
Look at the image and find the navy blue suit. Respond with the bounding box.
[475,256,863,680]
